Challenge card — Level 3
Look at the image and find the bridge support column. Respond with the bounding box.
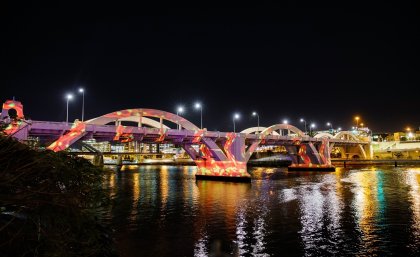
[116,155,123,166]
[288,140,335,171]
[185,133,251,182]
[92,154,104,167]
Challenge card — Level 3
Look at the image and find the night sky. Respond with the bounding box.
[2,5,419,132]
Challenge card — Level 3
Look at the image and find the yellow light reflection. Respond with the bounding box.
[130,172,140,221]
[196,181,251,236]
[350,169,382,252]
[404,168,420,240]
[160,166,169,210]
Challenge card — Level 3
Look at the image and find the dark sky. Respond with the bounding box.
[1,4,419,132]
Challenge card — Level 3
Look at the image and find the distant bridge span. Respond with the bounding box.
[2,100,371,181]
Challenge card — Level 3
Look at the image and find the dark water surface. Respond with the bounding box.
[102,166,420,257]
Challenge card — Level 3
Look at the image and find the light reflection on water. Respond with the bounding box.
[103,165,420,257]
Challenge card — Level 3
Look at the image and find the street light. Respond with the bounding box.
[310,123,316,135]
[78,88,85,121]
[176,106,184,130]
[283,119,288,124]
[252,112,260,133]
[326,122,332,130]
[233,113,240,133]
[355,116,360,127]
[406,127,412,141]
[65,94,73,124]
[337,127,342,131]
[300,118,307,134]
[360,123,364,128]
[194,102,203,129]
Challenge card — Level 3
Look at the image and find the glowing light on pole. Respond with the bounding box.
[78,88,85,121]
[326,122,332,130]
[406,127,412,141]
[310,123,316,135]
[300,118,307,134]
[355,116,360,127]
[66,94,73,124]
[283,119,288,124]
[252,112,260,134]
[233,113,240,133]
[176,106,184,130]
[194,102,203,129]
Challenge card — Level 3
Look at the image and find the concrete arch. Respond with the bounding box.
[244,124,305,161]
[314,132,334,139]
[334,131,359,141]
[260,124,305,137]
[332,131,367,159]
[240,127,280,135]
[86,108,199,130]
[87,116,169,129]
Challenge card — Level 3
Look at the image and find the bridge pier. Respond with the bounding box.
[92,154,104,167]
[287,140,335,172]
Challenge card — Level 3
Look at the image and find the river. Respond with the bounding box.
[102,165,420,257]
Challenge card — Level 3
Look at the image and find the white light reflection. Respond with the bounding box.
[235,207,248,256]
[194,234,208,257]
[404,168,420,244]
[298,174,344,255]
[251,215,270,257]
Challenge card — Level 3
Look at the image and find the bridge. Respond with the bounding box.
[1,100,372,182]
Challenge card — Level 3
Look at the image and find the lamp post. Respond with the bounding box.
[194,102,203,129]
[252,112,260,133]
[406,127,412,141]
[66,94,73,124]
[355,116,360,128]
[300,118,307,134]
[79,88,85,121]
[176,106,184,130]
[283,119,288,124]
[233,113,240,133]
[310,123,316,136]
[326,122,333,131]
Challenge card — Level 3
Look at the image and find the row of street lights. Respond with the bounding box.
[65,93,341,133]
[65,88,85,124]
[175,105,342,134]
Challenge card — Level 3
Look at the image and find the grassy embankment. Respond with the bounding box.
[0,136,117,257]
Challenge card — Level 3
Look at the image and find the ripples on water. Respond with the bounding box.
[101,166,420,257]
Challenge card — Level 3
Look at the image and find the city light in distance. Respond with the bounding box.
[326,122,331,126]
[337,127,342,131]
[283,119,288,124]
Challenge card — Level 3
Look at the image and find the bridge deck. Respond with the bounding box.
[27,120,368,146]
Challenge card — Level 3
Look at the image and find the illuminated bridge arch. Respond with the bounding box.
[259,124,305,137]
[86,108,199,130]
[244,123,305,161]
[240,127,280,135]
[332,131,367,159]
[314,132,334,139]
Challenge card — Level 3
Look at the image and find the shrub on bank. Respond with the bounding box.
[0,136,117,257]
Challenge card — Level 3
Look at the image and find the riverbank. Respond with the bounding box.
[0,136,117,257]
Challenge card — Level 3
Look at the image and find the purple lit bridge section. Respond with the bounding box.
[2,100,372,182]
